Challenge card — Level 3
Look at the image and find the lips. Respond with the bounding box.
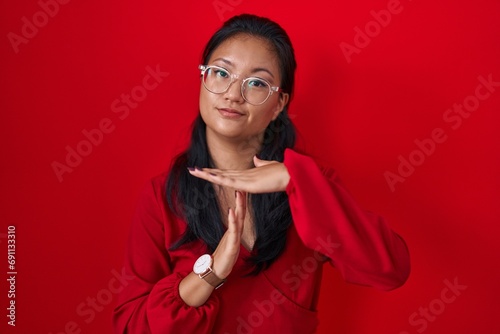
[217,108,245,118]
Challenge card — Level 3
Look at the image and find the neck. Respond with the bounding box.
[206,130,262,170]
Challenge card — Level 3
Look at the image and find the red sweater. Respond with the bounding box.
[113,149,410,333]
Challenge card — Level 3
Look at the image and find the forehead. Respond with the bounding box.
[208,34,280,75]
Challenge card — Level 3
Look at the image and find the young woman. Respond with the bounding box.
[113,13,410,333]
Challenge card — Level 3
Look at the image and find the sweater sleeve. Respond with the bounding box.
[112,177,220,333]
[283,149,410,291]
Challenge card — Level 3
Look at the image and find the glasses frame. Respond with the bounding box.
[199,64,283,106]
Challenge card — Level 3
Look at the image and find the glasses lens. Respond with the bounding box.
[242,78,271,105]
[203,66,231,93]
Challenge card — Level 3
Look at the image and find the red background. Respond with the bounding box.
[1,0,499,333]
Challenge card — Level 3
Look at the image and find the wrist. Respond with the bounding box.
[280,163,290,191]
[212,253,232,279]
[193,254,226,289]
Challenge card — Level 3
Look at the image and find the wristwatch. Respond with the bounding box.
[193,254,226,289]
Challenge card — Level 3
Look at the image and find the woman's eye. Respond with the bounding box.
[214,69,229,78]
[247,79,267,88]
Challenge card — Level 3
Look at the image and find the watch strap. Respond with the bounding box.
[196,255,226,289]
[200,270,226,289]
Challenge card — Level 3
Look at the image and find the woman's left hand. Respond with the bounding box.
[188,156,290,193]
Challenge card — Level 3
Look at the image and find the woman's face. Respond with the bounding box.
[199,34,289,143]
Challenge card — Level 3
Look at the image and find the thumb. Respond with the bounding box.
[253,155,275,167]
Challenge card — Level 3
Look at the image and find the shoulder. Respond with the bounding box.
[149,171,170,193]
[132,168,177,222]
[133,169,187,245]
[140,151,183,199]
[136,171,169,201]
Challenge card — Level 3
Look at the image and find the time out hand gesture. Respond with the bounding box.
[179,190,247,306]
[212,190,246,279]
[180,156,290,307]
[188,156,291,194]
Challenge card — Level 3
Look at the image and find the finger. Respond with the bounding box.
[188,166,271,182]
[187,168,226,184]
[234,190,247,224]
[226,208,241,245]
[189,170,253,191]
[189,168,251,178]
[227,207,234,230]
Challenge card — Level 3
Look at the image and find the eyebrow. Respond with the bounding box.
[211,57,275,79]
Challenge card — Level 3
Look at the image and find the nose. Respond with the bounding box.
[224,77,244,103]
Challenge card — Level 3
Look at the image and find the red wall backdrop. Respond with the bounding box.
[1,0,499,333]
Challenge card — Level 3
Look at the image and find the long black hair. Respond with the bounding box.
[166,14,297,274]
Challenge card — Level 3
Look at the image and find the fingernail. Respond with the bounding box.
[195,166,202,171]
[255,154,261,159]
[209,172,217,176]
[187,167,195,171]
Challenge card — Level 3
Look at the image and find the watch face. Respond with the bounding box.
[193,254,212,274]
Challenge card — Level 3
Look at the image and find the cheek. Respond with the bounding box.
[199,88,213,112]
[260,98,281,121]
[250,106,279,129]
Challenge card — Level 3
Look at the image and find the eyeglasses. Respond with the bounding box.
[199,65,283,106]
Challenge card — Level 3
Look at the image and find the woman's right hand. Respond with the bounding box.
[178,190,246,307]
[212,190,246,279]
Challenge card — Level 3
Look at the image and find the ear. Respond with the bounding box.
[271,93,289,121]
